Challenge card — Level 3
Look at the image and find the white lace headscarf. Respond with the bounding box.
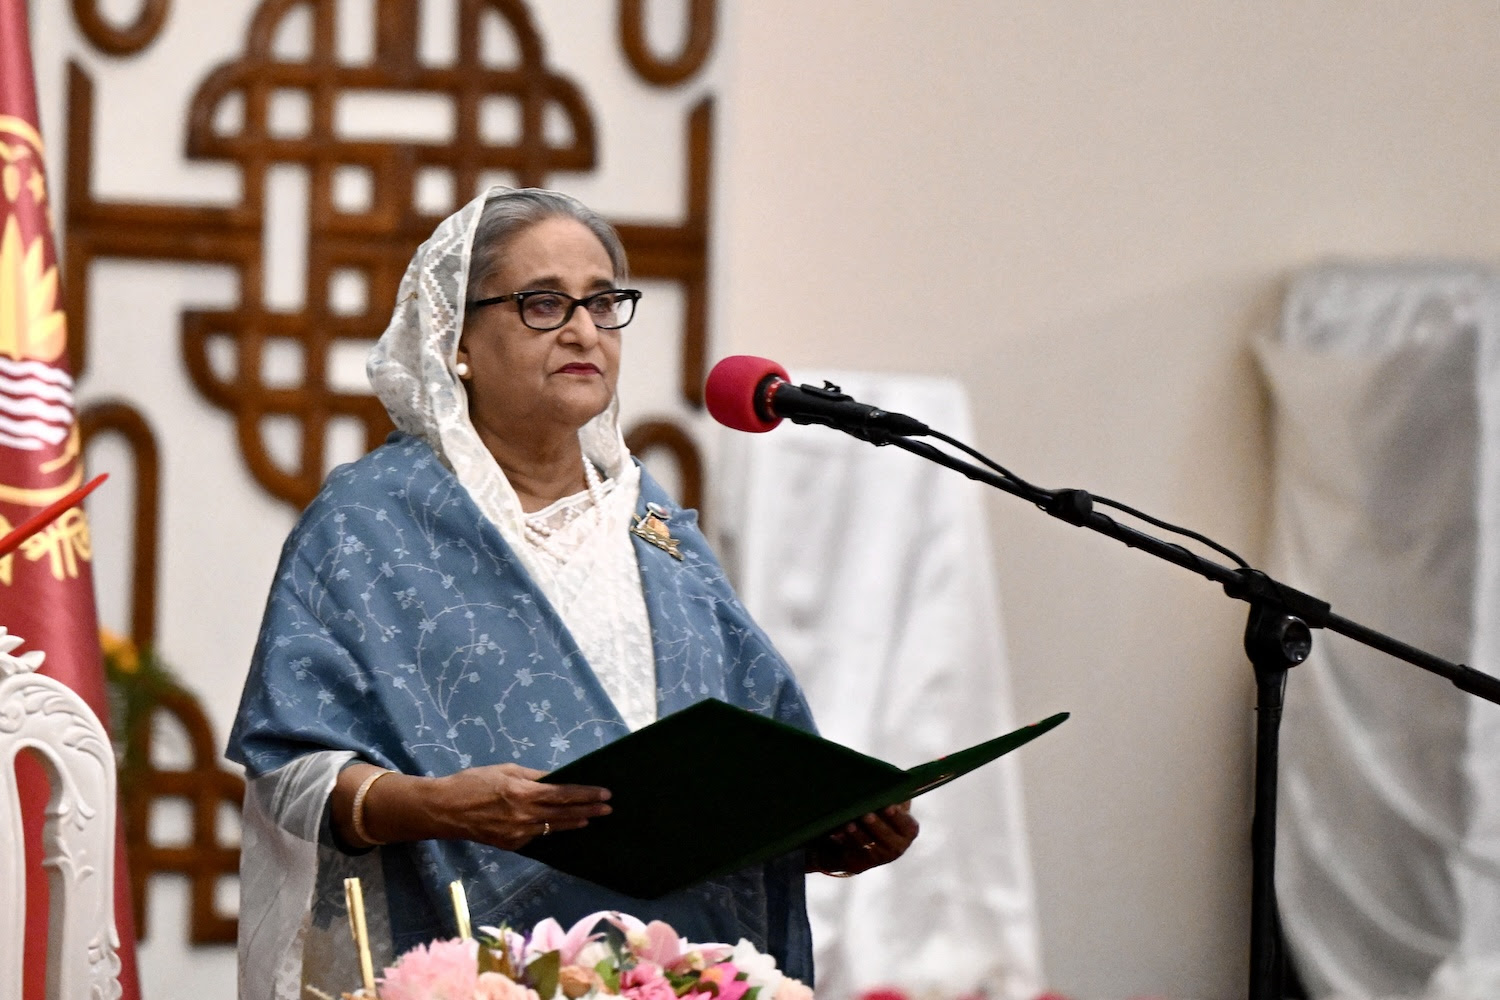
[367,186,637,557]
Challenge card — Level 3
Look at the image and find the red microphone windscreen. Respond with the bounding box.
[704,355,790,433]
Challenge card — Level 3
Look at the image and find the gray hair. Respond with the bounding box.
[465,188,629,304]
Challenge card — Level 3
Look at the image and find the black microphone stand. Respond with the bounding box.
[799,407,1500,1000]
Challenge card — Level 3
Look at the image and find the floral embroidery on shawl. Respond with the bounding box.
[228,433,816,980]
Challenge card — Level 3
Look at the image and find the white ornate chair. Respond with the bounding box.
[0,627,122,999]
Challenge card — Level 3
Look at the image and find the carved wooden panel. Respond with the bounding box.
[619,0,717,87]
[64,0,720,946]
[66,0,716,509]
[625,418,704,513]
[70,0,171,56]
[615,97,714,414]
[119,687,245,944]
[67,0,597,506]
[79,403,159,648]
[80,404,245,944]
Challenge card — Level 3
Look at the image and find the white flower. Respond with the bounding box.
[730,939,784,995]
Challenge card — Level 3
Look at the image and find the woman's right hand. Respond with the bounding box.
[434,763,613,850]
[332,761,611,851]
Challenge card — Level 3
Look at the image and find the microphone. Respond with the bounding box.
[704,355,929,440]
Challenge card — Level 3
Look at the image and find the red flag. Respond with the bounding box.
[0,2,142,997]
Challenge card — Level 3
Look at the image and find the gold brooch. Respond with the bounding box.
[630,503,683,560]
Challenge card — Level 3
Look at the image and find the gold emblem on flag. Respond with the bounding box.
[0,213,65,363]
[0,114,83,511]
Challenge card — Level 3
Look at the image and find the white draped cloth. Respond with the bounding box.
[1257,261,1500,1000]
[715,371,1044,1000]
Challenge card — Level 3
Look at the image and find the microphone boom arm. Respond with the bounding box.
[872,425,1500,1000]
[883,432,1500,698]
[711,345,1500,999]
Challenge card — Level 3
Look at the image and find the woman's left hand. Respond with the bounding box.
[805,802,920,876]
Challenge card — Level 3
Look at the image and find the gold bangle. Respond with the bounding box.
[352,769,394,846]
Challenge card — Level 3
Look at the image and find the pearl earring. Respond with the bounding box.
[455,361,471,379]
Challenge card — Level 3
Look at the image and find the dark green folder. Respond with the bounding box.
[518,699,1068,898]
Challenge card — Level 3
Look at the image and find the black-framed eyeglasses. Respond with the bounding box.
[466,288,642,331]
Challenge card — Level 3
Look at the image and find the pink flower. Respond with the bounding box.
[525,910,615,965]
[697,963,750,1000]
[621,961,678,1000]
[476,972,541,1000]
[606,915,732,973]
[379,938,479,1000]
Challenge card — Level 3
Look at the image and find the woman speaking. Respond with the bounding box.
[227,187,918,999]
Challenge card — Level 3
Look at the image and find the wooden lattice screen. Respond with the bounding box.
[69,0,718,943]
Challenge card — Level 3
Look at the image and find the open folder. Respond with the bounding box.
[519,698,1068,898]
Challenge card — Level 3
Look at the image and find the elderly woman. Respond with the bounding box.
[227,187,918,999]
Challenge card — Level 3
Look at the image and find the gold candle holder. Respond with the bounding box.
[449,880,473,940]
[344,877,378,996]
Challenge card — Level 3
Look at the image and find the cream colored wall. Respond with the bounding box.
[715,3,1500,998]
[27,2,1500,998]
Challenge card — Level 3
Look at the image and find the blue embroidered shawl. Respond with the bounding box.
[227,433,816,980]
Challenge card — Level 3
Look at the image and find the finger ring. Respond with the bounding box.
[543,821,552,836]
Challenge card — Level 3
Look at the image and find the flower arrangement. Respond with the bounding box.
[333,911,811,1000]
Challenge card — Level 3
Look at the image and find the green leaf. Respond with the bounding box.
[672,971,705,997]
[595,958,620,993]
[479,943,514,979]
[527,950,562,1000]
[477,927,517,978]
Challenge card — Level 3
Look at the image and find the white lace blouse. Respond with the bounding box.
[511,463,657,731]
